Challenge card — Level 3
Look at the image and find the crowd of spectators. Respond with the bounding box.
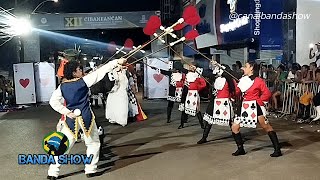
[256,62,320,124]
[0,75,14,109]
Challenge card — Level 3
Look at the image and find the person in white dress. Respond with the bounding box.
[105,68,129,126]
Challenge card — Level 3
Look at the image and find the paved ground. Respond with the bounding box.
[1,100,320,180]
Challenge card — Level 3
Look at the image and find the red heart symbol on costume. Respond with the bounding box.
[243,103,249,109]
[153,74,164,83]
[19,78,30,88]
[216,101,221,105]
[188,92,192,96]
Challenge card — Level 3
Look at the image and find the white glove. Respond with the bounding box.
[114,65,122,72]
[117,58,126,65]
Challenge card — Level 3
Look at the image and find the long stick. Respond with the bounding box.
[122,19,183,60]
[182,42,239,82]
[106,51,119,62]
[119,51,154,68]
[126,45,170,66]
[169,46,213,87]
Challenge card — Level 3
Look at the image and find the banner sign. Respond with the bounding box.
[31,11,159,30]
[34,62,56,102]
[13,63,36,104]
[255,0,283,50]
[144,58,169,99]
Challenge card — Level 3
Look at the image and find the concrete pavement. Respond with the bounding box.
[0,100,320,180]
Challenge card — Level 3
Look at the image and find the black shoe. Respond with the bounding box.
[197,122,211,144]
[86,173,98,178]
[197,138,207,144]
[47,176,57,180]
[270,150,282,157]
[232,132,246,156]
[232,148,246,156]
[167,119,171,123]
[178,124,184,129]
[268,131,282,157]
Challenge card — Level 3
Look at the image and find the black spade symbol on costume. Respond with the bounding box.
[215,110,220,115]
[176,92,179,96]
[251,103,256,110]
[224,101,228,106]
[194,93,197,97]
[187,100,190,104]
[242,111,248,118]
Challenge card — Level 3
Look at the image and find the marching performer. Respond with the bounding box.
[231,61,282,157]
[198,64,239,144]
[151,60,188,123]
[47,58,125,179]
[178,63,207,129]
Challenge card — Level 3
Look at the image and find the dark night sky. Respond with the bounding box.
[1,0,160,13]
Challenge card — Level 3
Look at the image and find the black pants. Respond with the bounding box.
[168,101,174,108]
[298,103,310,120]
[313,92,320,106]
[90,98,99,106]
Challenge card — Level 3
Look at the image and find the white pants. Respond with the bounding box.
[48,119,100,177]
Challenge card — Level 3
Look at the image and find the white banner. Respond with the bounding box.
[34,62,56,102]
[144,57,169,99]
[13,63,36,104]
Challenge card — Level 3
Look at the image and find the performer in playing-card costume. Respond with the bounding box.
[151,61,188,123]
[178,63,207,129]
[47,58,125,179]
[231,61,282,157]
[197,65,239,144]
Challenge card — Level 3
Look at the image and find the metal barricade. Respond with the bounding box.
[279,81,320,119]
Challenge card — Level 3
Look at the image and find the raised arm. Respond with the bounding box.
[49,86,71,115]
[83,59,123,87]
[160,69,172,76]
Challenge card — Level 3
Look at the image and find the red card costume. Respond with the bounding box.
[179,71,206,116]
[204,76,240,126]
[234,76,271,128]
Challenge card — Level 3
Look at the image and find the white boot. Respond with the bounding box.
[312,106,320,121]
